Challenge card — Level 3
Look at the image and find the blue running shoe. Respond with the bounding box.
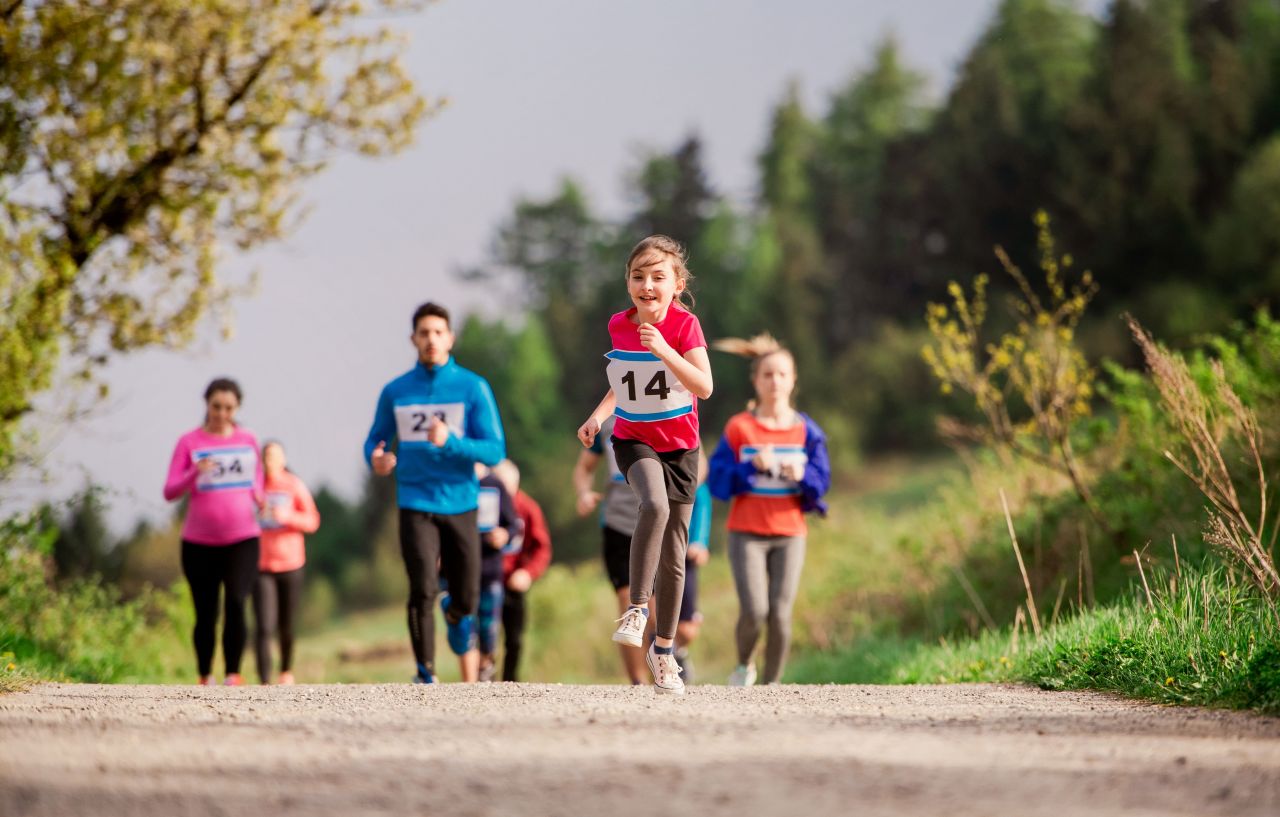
[412,664,436,684]
[440,594,477,655]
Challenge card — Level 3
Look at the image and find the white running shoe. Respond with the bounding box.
[646,643,685,696]
[611,605,648,648]
[727,663,757,687]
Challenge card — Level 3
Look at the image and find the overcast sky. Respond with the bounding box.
[12,0,1107,534]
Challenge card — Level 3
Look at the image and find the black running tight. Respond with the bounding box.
[181,538,259,678]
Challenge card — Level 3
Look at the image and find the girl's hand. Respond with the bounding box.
[576,489,602,517]
[271,504,291,524]
[196,457,217,475]
[485,527,510,550]
[638,323,673,358]
[577,416,600,448]
[507,568,533,593]
[688,545,710,567]
[779,461,805,482]
[751,444,776,475]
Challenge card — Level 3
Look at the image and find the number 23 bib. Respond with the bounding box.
[605,350,692,423]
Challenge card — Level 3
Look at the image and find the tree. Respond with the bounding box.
[0,0,433,468]
[811,36,930,342]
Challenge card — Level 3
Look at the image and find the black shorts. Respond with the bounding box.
[601,525,631,591]
[610,436,699,505]
[679,561,700,623]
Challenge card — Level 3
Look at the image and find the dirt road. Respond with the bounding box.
[2,682,1278,816]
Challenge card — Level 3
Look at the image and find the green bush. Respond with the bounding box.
[0,512,191,685]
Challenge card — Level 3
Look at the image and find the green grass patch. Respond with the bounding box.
[792,564,1280,714]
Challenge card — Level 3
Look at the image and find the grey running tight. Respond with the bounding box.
[625,458,693,641]
[728,532,807,684]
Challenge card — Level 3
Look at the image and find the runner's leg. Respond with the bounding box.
[762,535,807,684]
[652,502,692,642]
[181,541,221,679]
[277,567,304,675]
[439,510,481,682]
[399,509,442,680]
[729,532,770,667]
[500,587,526,681]
[624,459,668,610]
[221,537,259,677]
[252,570,278,683]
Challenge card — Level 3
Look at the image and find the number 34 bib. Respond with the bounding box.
[605,350,692,423]
[193,446,257,492]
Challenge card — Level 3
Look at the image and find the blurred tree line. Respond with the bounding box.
[41,0,1280,617]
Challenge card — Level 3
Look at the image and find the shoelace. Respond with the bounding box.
[614,608,646,630]
[653,652,682,684]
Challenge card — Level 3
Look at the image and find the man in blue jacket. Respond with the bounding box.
[364,302,506,683]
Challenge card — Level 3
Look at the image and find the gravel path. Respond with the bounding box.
[3,682,1279,817]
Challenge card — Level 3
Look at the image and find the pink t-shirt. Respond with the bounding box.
[608,303,707,452]
[163,426,264,545]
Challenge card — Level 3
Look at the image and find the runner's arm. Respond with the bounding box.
[362,387,398,468]
[707,433,756,501]
[163,437,197,501]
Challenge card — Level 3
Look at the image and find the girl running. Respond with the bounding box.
[253,440,320,685]
[163,378,264,686]
[577,235,713,696]
[708,334,830,686]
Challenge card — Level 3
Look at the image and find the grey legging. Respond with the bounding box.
[626,458,693,641]
[728,532,807,684]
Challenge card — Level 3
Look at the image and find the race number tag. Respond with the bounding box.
[605,350,693,423]
[740,445,807,496]
[193,446,257,492]
[477,486,501,533]
[394,402,465,443]
[259,490,291,530]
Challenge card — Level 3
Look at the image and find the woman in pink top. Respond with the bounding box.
[253,440,320,685]
[163,378,264,686]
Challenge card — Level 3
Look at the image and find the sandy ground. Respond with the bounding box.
[2,682,1279,817]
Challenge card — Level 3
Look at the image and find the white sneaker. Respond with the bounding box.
[611,606,648,648]
[646,643,685,695]
[727,663,757,687]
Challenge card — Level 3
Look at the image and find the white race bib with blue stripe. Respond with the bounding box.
[394,402,465,443]
[477,486,501,533]
[259,490,291,529]
[605,349,692,423]
[741,445,807,496]
[193,446,256,492]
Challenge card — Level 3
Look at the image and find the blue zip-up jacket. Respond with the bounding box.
[708,411,830,516]
[363,357,506,514]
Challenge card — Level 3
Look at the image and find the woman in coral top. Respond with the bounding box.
[163,377,265,686]
[708,334,830,686]
[253,440,320,685]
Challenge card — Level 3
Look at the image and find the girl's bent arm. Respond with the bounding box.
[656,346,712,399]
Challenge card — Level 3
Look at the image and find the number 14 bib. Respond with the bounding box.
[605,350,692,423]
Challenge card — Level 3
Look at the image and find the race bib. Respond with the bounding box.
[193,446,256,492]
[477,486,501,533]
[741,445,807,496]
[394,402,465,443]
[259,490,291,530]
[605,350,692,423]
